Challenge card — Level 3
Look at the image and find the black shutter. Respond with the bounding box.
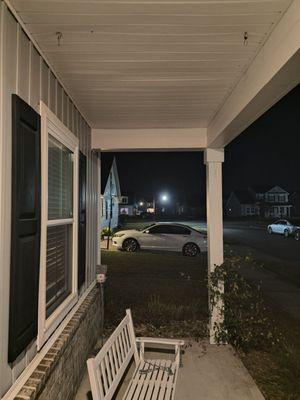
[9,95,41,362]
[78,152,87,289]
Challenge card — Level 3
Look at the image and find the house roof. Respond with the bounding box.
[250,185,273,194]
[250,185,289,194]
[101,157,121,197]
[233,190,255,205]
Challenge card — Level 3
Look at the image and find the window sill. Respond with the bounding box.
[38,293,78,350]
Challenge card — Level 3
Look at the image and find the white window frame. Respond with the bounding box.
[38,102,79,350]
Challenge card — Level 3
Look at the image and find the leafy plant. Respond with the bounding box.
[210,252,283,352]
[101,227,113,240]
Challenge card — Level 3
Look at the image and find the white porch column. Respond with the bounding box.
[204,148,224,343]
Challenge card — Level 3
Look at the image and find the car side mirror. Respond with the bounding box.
[145,230,150,234]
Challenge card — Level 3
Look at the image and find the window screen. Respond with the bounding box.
[46,135,74,317]
[48,135,73,220]
[46,224,72,317]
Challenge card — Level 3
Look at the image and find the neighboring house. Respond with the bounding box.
[225,190,259,217]
[119,196,135,216]
[250,185,292,218]
[225,186,293,218]
[101,158,121,229]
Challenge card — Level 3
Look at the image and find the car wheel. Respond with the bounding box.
[284,229,289,238]
[122,238,139,252]
[268,227,273,234]
[183,243,200,257]
[295,231,300,241]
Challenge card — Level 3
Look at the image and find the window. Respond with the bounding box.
[47,136,73,315]
[148,225,190,235]
[38,102,79,349]
[168,225,191,235]
[121,196,128,204]
[148,225,170,234]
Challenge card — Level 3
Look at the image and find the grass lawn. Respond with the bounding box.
[262,261,300,288]
[239,305,300,400]
[102,250,208,339]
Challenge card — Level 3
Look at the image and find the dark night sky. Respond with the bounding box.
[102,84,300,201]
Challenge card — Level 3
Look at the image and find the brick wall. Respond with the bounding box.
[15,286,102,400]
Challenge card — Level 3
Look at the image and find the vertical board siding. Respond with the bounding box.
[49,71,56,113]
[17,27,30,103]
[29,45,40,111]
[0,5,18,393]
[56,83,62,121]
[68,98,73,132]
[0,4,96,397]
[63,90,68,128]
[40,60,48,106]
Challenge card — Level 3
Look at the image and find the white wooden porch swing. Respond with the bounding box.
[87,309,184,400]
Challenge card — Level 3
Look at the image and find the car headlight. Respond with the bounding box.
[113,233,125,238]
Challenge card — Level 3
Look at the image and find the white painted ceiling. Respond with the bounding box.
[11,0,293,129]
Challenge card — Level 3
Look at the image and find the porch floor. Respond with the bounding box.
[75,339,264,400]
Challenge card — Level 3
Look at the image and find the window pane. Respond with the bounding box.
[46,224,72,317]
[48,135,73,219]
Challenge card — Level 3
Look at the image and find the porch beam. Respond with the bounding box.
[207,0,300,148]
[92,128,207,151]
[205,148,224,344]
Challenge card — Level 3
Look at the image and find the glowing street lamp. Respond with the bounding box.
[160,193,169,203]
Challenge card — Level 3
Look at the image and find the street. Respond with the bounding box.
[223,222,300,264]
[177,220,299,265]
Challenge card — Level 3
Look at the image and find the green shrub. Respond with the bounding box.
[210,253,283,352]
[101,227,113,240]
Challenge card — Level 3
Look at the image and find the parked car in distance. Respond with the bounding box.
[267,219,299,238]
[112,223,207,256]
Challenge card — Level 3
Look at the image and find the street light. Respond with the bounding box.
[160,193,168,202]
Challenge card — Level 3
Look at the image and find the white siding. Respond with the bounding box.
[0,3,98,396]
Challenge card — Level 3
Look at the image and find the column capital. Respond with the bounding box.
[204,148,224,164]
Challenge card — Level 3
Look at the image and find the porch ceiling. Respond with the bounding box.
[11,0,293,129]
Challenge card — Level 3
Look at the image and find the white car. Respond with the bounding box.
[112,223,207,256]
[267,219,294,237]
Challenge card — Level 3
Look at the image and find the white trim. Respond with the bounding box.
[47,218,73,227]
[38,101,79,350]
[1,281,96,400]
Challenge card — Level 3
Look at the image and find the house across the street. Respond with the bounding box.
[225,186,293,218]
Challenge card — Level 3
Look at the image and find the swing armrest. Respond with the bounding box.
[136,337,185,347]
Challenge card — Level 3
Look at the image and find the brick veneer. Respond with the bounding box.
[15,286,101,400]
